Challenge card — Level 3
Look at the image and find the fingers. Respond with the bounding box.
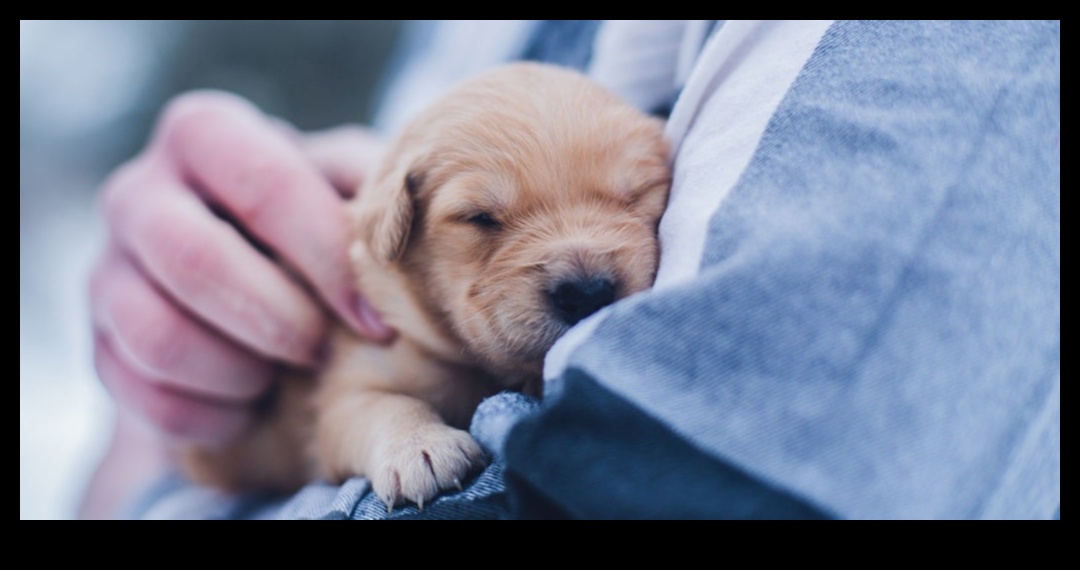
[102,159,329,367]
[90,91,399,449]
[94,333,252,445]
[90,247,275,401]
[156,92,394,342]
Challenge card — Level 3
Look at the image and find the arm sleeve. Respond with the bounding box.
[505,20,1060,520]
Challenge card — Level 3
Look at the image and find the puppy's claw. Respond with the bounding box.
[372,425,485,513]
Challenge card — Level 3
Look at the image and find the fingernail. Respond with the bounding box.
[353,293,395,342]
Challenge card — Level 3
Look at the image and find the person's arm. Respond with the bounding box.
[506,20,1060,519]
[81,92,394,518]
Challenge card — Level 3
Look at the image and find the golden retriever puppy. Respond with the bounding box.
[184,62,672,510]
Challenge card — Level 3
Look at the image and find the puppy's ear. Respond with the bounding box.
[353,156,423,264]
[372,170,421,262]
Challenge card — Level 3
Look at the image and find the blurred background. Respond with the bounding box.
[20,20,405,519]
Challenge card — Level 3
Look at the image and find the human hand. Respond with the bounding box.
[90,91,394,446]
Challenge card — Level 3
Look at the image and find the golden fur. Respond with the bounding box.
[184,63,672,509]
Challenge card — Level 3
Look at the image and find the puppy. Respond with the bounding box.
[184,62,672,510]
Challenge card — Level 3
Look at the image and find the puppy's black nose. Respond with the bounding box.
[550,277,616,326]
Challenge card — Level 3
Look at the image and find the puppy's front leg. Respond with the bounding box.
[315,389,485,510]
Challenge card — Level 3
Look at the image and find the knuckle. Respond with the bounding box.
[160,91,300,229]
[228,153,293,224]
[168,232,218,280]
[159,90,255,137]
[140,216,218,294]
[100,159,150,224]
[125,310,187,377]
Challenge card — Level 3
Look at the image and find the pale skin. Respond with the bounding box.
[79,91,395,519]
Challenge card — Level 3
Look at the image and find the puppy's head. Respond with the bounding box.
[356,63,670,377]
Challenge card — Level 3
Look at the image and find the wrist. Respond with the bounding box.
[77,411,176,519]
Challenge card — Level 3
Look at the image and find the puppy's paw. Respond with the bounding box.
[371,425,486,511]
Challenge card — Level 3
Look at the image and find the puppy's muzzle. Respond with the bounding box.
[548,276,616,326]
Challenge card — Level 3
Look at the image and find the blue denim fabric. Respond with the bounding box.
[509,20,1060,519]
[521,20,601,72]
[273,464,510,520]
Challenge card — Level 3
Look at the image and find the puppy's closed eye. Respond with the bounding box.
[466,211,501,231]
